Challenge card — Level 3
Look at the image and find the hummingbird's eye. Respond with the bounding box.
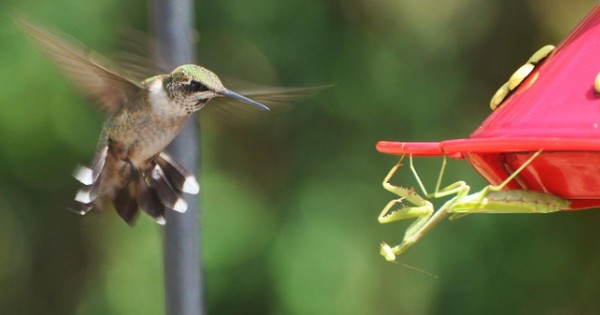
[188,80,209,92]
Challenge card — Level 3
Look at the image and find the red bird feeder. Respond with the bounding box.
[377,6,600,210]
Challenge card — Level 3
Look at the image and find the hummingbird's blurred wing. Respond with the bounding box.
[111,28,168,82]
[233,85,331,108]
[202,85,329,130]
[19,18,143,116]
[238,86,330,107]
[208,85,329,114]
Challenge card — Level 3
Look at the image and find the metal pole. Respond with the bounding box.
[151,0,204,314]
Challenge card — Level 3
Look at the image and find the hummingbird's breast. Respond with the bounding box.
[134,116,187,165]
[101,108,188,168]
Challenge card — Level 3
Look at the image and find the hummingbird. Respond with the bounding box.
[20,19,308,225]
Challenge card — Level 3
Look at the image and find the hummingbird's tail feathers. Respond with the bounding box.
[136,179,166,225]
[67,202,94,216]
[73,166,93,186]
[73,173,103,205]
[89,146,109,182]
[132,154,197,222]
[73,181,104,215]
[114,183,140,225]
[71,148,195,224]
[73,145,109,205]
[147,164,188,213]
[156,152,200,194]
[74,186,93,204]
[73,146,108,185]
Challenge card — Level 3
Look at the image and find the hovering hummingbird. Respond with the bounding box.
[20,19,310,225]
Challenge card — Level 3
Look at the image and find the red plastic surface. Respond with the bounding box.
[376,6,600,210]
[471,6,600,140]
[376,138,600,156]
[376,141,443,157]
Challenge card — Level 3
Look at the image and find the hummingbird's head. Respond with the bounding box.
[163,64,270,115]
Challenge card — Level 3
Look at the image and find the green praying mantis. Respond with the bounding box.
[378,150,571,262]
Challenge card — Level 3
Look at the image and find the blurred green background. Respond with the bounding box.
[2,0,600,314]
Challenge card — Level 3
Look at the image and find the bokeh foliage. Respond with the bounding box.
[2,0,600,314]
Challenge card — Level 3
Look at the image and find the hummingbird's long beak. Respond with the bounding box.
[221,90,271,111]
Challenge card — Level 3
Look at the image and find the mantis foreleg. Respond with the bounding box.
[379,155,472,261]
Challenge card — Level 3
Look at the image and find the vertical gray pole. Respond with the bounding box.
[151,0,204,314]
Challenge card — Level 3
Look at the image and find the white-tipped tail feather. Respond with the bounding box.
[172,198,188,213]
[149,164,189,213]
[74,188,92,204]
[157,153,200,194]
[183,177,200,195]
[73,166,93,185]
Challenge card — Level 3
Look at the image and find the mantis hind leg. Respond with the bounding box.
[488,150,543,192]
[449,150,544,217]
[448,150,544,221]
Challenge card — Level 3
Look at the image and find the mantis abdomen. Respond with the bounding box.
[452,190,570,214]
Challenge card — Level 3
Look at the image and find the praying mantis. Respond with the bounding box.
[378,150,571,262]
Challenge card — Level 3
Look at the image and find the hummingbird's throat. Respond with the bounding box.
[194,98,208,109]
[148,79,190,116]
